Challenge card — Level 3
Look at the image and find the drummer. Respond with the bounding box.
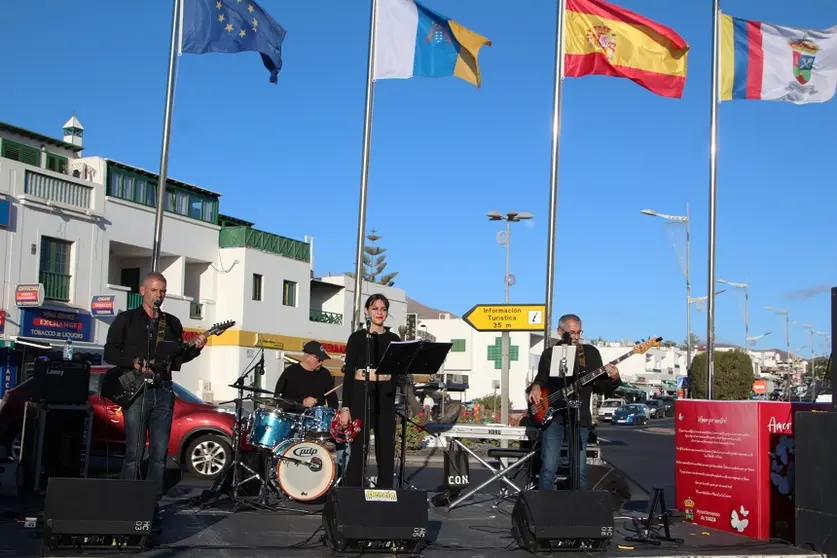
[273,341,339,411]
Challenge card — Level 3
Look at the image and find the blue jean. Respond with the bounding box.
[539,418,589,490]
[121,385,175,500]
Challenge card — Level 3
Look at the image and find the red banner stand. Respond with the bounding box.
[675,399,830,541]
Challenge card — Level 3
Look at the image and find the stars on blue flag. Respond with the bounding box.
[180,0,286,83]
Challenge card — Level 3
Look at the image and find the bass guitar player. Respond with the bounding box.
[103,272,206,527]
[527,313,620,491]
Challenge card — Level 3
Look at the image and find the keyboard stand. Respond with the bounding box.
[447,440,536,510]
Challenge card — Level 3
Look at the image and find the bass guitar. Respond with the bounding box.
[526,337,662,428]
[101,320,235,407]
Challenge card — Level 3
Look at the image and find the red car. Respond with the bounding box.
[0,366,238,480]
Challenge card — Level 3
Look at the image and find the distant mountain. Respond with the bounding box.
[407,297,458,320]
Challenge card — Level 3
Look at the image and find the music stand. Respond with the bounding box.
[376,340,452,489]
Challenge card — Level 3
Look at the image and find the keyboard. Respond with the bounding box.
[423,422,538,442]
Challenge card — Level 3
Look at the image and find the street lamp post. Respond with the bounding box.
[717,279,749,348]
[486,210,533,431]
[640,204,691,370]
[815,330,830,378]
[766,306,791,381]
[793,321,815,377]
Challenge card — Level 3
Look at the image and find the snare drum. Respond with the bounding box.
[301,406,336,442]
[247,408,298,450]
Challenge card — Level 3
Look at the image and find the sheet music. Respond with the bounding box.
[549,345,577,377]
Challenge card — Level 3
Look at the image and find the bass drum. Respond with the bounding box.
[274,440,335,502]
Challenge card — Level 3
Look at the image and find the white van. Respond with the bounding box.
[597,398,626,421]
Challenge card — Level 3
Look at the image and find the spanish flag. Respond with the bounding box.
[564,0,689,98]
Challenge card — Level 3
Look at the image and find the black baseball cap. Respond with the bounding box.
[303,340,330,361]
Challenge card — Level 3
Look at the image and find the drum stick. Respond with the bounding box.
[324,383,342,397]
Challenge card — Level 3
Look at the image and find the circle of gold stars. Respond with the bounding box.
[215,1,259,37]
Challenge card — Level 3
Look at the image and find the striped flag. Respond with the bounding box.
[564,0,689,98]
[720,14,837,104]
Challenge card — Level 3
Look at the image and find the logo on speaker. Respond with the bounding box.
[412,527,427,538]
[364,489,398,502]
[135,521,151,531]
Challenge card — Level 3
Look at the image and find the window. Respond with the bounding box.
[45,153,68,174]
[1,139,41,166]
[106,166,218,224]
[39,236,73,301]
[451,339,467,352]
[282,280,297,307]
[252,274,263,301]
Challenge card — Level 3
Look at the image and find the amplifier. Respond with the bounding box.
[794,410,837,553]
[511,490,613,552]
[34,359,90,404]
[322,487,429,554]
[43,478,157,551]
[20,402,92,493]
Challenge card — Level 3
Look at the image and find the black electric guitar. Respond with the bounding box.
[101,320,235,407]
[526,337,662,428]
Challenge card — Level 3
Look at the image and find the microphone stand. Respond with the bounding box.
[563,339,582,492]
[131,300,160,483]
[361,322,373,487]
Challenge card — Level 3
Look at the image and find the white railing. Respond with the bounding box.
[25,170,92,209]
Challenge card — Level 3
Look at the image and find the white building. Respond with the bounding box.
[418,308,688,409]
[0,117,407,403]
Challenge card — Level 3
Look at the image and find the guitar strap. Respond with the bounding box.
[155,312,168,346]
[576,343,586,374]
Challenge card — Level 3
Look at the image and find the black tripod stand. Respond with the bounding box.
[198,356,275,511]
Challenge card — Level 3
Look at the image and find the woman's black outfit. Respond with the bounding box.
[342,328,401,488]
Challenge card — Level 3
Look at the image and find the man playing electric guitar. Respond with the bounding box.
[527,314,620,491]
[103,272,206,524]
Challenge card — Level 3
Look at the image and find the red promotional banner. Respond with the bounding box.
[675,400,830,541]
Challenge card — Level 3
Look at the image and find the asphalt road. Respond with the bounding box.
[595,418,675,506]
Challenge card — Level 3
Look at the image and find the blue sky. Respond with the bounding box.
[1,0,834,353]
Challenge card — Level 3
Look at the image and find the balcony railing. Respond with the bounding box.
[310,309,343,325]
[127,292,142,310]
[26,170,92,209]
[40,271,71,301]
[219,226,310,262]
[190,301,203,320]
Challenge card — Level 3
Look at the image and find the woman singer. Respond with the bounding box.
[338,293,400,488]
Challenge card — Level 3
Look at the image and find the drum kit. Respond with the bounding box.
[208,383,359,510]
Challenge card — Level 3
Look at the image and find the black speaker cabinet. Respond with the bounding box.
[322,487,429,554]
[43,478,157,551]
[794,410,837,554]
[511,490,613,552]
[587,464,631,511]
[443,443,470,488]
[34,359,90,404]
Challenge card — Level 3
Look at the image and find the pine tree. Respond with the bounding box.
[347,229,399,287]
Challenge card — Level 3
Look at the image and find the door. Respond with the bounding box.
[121,267,141,292]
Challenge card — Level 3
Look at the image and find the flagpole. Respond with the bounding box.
[543,0,567,345]
[706,0,721,399]
[151,0,182,272]
[351,0,379,331]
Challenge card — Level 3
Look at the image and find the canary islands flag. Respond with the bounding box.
[720,14,837,104]
[373,0,492,87]
[180,0,287,83]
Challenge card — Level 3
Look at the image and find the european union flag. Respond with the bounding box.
[180,0,287,83]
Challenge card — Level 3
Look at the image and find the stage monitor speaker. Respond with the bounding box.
[794,410,837,554]
[43,478,157,551]
[587,464,631,511]
[511,490,613,552]
[322,487,429,554]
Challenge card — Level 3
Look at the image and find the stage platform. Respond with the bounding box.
[0,483,818,558]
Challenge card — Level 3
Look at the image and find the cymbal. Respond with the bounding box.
[228,384,273,395]
[258,396,298,408]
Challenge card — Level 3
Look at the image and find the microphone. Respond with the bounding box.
[559,332,571,377]
[365,315,371,330]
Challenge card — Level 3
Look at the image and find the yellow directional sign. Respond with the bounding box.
[462,304,546,332]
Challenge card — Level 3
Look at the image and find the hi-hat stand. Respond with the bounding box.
[197,355,275,511]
